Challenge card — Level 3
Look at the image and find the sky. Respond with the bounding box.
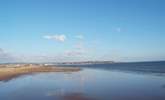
[0,0,165,63]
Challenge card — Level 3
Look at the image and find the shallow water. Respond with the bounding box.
[0,68,165,100]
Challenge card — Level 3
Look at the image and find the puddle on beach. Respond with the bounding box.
[0,68,165,100]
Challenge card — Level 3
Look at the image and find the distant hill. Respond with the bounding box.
[54,61,115,65]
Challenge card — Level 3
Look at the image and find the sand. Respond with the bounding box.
[0,65,81,81]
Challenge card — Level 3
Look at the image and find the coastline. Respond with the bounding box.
[0,65,81,81]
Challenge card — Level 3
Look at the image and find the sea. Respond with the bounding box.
[0,61,165,100]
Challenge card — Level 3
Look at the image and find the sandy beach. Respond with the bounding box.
[0,65,81,81]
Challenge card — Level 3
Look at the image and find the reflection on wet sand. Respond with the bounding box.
[162,84,165,88]
[46,88,65,97]
[62,93,95,100]
[47,91,95,100]
[46,71,96,100]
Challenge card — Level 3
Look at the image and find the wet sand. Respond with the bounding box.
[62,93,94,100]
[0,65,81,81]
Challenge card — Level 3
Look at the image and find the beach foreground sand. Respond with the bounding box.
[0,65,81,81]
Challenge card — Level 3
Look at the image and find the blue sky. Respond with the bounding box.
[0,0,165,63]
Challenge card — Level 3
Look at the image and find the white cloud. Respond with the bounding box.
[43,34,66,42]
[75,35,84,39]
[64,42,87,57]
[74,42,84,50]
[64,50,84,56]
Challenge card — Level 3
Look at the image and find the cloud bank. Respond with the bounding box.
[0,48,16,63]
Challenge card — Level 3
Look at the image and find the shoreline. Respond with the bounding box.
[0,65,81,81]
